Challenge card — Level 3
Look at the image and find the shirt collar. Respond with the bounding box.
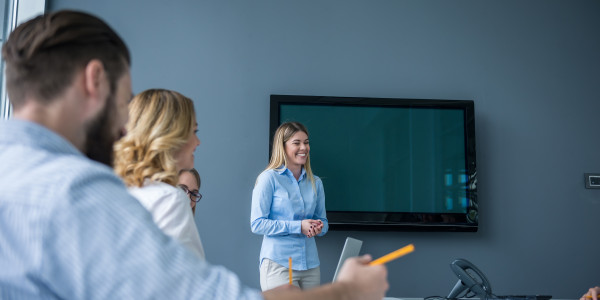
[276,166,307,181]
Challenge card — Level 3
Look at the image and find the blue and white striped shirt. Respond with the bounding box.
[0,119,263,300]
[251,168,329,271]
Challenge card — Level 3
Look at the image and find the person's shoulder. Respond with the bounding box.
[130,180,183,200]
[0,122,131,207]
[43,155,132,210]
[313,174,323,184]
[130,181,190,218]
[255,169,280,188]
[43,151,122,188]
[258,169,278,179]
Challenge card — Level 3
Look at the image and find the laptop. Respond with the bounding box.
[332,237,363,282]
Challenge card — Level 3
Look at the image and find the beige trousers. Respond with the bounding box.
[259,258,321,291]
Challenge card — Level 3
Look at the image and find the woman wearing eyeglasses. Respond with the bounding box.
[251,122,328,291]
[178,168,202,215]
[114,89,205,259]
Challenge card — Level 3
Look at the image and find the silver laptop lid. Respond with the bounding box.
[332,237,363,282]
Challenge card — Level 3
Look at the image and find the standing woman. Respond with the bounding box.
[114,89,205,259]
[251,122,328,291]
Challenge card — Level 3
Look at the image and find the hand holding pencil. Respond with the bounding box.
[581,287,600,300]
[336,254,389,299]
[333,244,413,299]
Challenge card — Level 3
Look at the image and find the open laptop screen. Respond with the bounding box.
[332,237,363,282]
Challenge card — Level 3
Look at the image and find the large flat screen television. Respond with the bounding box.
[270,95,478,232]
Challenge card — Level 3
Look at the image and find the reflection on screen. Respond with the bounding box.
[280,104,467,214]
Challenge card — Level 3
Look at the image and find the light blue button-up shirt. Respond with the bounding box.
[0,119,262,300]
[251,167,328,271]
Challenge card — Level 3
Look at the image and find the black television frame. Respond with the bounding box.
[270,94,478,232]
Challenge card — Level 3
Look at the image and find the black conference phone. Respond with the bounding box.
[446,258,551,300]
[447,258,493,299]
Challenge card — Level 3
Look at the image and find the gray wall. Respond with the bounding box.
[48,1,600,298]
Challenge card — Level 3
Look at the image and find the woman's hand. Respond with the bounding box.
[301,219,322,238]
[312,220,324,235]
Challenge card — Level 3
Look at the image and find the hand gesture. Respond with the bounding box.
[301,219,322,238]
[312,219,324,235]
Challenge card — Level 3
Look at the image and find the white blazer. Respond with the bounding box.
[129,179,205,259]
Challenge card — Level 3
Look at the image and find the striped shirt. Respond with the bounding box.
[0,119,262,300]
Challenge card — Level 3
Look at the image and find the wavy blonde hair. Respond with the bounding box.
[114,89,196,187]
[262,122,316,192]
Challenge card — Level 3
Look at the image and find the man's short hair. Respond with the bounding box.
[1,10,131,109]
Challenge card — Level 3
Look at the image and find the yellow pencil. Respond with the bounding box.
[289,257,292,285]
[586,296,598,299]
[369,244,415,266]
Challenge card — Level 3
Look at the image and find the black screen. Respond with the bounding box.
[271,95,478,231]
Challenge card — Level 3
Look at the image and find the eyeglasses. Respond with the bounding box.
[178,184,202,202]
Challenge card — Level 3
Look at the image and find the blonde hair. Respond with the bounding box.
[114,89,196,187]
[262,122,316,192]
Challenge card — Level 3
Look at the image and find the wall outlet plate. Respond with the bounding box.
[584,173,600,189]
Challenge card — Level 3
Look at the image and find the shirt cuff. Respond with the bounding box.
[290,220,302,234]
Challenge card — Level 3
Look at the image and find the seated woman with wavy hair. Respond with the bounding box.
[114,89,205,259]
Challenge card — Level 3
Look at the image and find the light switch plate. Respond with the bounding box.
[584,173,600,189]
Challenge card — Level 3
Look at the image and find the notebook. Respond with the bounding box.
[332,237,363,282]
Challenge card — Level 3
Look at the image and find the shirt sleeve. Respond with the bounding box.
[41,169,261,300]
[250,172,302,236]
[152,188,206,259]
[314,177,329,236]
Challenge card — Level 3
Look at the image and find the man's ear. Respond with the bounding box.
[82,59,109,118]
